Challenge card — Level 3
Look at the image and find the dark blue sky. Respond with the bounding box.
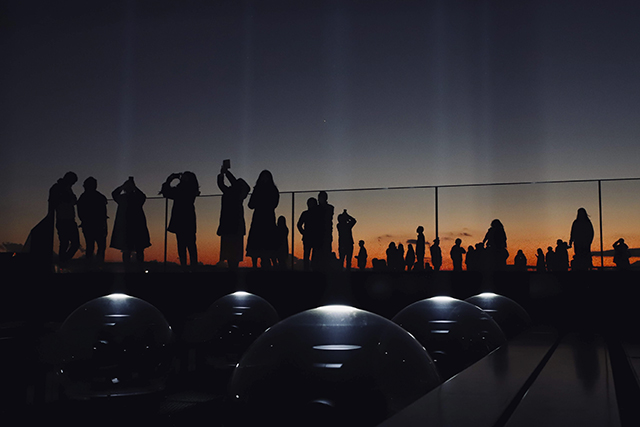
[2,1,640,245]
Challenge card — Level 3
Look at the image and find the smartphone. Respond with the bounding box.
[223,159,231,169]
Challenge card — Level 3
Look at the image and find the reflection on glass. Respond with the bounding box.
[228,305,440,426]
[465,292,532,339]
[392,297,506,381]
[57,293,174,400]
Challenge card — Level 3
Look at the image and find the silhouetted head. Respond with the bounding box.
[235,178,251,199]
[408,244,413,250]
[277,215,287,227]
[359,240,365,247]
[556,239,563,245]
[62,171,78,186]
[491,219,503,229]
[256,170,275,188]
[123,177,136,193]
[180,171,200,195]
[307,197,318,209]
[388,242,396,249]
[468,246,474,252]
[417,226,424,234]
[475,242,484,250]
[517,249,524,255]
[576,207,589,220]
[318,191,328,204]
[537,248,544,255]
[83,177,97,191]
[398,243,404,251]
[433,238,439,245]
[455,238,462,245]
[547,246,553,252]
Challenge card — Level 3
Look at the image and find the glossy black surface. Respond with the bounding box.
[465,292,532,339]
[392,296,507,380]
[228,305,440,426]
[57,293,174,399]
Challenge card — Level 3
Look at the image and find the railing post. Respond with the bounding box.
[598,180,604,269]
[435,186,439,240]
[164,197,168,272]
[291,192,295,270]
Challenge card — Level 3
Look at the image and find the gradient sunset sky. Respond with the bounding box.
[2,1,640,267]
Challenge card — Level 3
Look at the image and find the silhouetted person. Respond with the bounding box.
[483,219,508,270]
[110,177,151,265]
[555,239,570,272]
[405,243,416,271]
[514,249,527,271]
[613,238,631,270]
[246,170,279,268]
[474,242,486,271]
[77,177,108,266]
[49,171,80,268]
[569,207,594,270]
[161,171,200,270]
[536,248,546,272]
[450,238,466,271]
[356,240,367,270]
[275,215,289,269]
[415,226,426,270]
[297,197,318,271]
[397,243,406,271]
[217,165,250,269]
[546,246,556,272]
[337,209,357,270]
[430,238,442,271]
[313,191,334,271]
[386,242,397,271]
[465,245,476,271]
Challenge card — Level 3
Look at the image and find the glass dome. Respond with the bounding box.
[57,293,174,400]
[465,292,532,339]
[392,296,506,381]
[228,305,440,427]
[204,291,279,369]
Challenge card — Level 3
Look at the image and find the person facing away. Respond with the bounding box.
[465,245,476,271]
[274,215,289,269]
[536,248,546,272]
[514,249,527,271]
[555,239,570,272]
[415,226,426,270]
[312,191,335,271]
[397,243,406,271]
[246,170,279,268]
[77,176,108,266]
[483,219,508,270]
[386,242,397,271]
[297,197,319,271]
[430,238,442,271]
[450,238,466,271]
[337,209,357,270]
[217,164,250,269]
[545,246,556,272]
[356,240,368,270]
[110,177,151,265]
[569,207,594,270]
[405,243,416,271]
[160,171,200,270]
[49,171,80,268]
[613,238,631,270]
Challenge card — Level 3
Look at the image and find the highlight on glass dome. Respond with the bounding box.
[392,296,507,381]
[56,293,174,400]
[465,292,532,340]
[227,304,441,427]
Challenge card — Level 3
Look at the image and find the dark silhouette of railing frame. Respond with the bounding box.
[139,177,640,270]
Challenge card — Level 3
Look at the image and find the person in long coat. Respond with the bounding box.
[569,207,594,270]
[161,171,200,269]
[110,177,151,264]
[246,170,279,268]
[217,166,250,269]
